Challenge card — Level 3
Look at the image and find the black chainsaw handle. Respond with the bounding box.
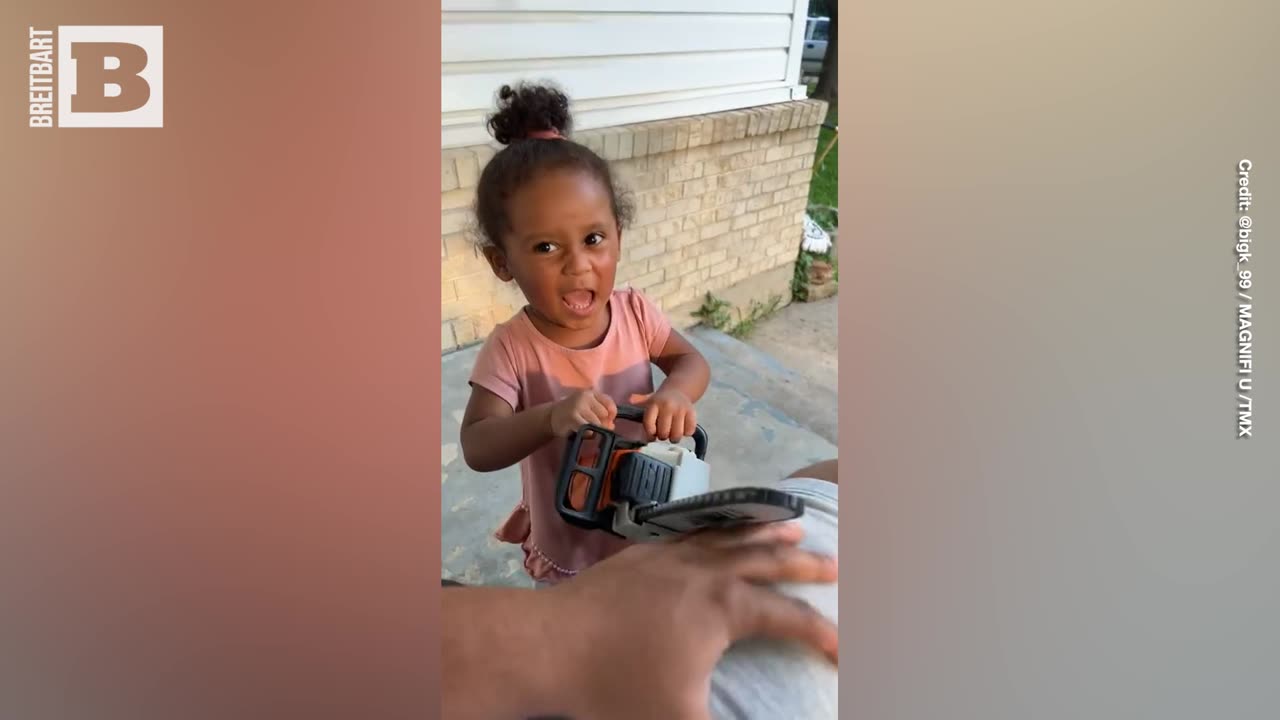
[615,404,708,460]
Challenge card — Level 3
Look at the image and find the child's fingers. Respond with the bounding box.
[586,395,614,430]
[684,410,698,440]
[655,407,674,441]
[668,408,686,443]
[643,401,659,439]
[596,391,618,421]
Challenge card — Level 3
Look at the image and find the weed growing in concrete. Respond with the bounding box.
[695,292,783,338]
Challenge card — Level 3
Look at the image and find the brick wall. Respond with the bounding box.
[440,98,827,352]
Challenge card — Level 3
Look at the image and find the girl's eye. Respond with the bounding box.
[585,232,605,246]
[534,242,557,253]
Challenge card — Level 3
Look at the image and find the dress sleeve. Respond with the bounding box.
[467,325,522,411]
[627,288,673,359]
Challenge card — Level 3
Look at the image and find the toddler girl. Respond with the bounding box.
[460,83,711,586]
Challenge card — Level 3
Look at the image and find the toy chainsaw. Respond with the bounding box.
[555,404,804,541]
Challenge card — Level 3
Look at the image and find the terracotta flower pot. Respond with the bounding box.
[808,260,834,285]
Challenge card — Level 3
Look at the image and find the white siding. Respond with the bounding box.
[441,0,810,148]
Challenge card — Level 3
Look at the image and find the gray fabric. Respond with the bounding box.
[709,477,839,720]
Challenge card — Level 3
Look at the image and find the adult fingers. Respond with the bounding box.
[686,521,806,549]
[715,543,838,586]
[727,586,839,664]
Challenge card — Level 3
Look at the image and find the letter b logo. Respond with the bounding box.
[58,26,163,127]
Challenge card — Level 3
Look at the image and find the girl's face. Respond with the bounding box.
[484,167,621,347]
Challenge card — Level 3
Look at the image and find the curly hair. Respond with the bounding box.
[472,82,633,249]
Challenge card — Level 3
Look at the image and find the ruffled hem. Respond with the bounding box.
[494,503,578,584]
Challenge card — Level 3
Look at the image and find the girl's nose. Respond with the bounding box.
[564,247,592,274]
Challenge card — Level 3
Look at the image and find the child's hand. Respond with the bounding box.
[630,389,697,443]
[550,389,618,437]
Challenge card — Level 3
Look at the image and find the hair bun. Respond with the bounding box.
[486,82,573,145]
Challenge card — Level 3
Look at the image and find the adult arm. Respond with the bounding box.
[441,522,838,720]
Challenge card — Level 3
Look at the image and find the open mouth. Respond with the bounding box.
[561,289,596,316]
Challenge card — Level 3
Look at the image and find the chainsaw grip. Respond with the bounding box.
[615,403,708,459]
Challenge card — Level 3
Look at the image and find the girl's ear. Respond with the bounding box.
[482,245,514,282]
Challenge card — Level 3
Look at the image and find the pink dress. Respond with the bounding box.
[468,288,673,583]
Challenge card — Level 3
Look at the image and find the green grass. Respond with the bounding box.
[807,102,838,227]
[790,88,840,302]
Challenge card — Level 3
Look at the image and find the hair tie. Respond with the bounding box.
[527,129,562,140]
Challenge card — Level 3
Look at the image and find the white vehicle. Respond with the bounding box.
[802,16,830,76]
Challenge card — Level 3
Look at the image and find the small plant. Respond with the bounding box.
[729,295,783,338]
[792,205,839,302]
[693,293,733,330]
[694,292,782,339]
[792,251,815,301]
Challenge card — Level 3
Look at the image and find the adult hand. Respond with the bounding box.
[545,522,838,720]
